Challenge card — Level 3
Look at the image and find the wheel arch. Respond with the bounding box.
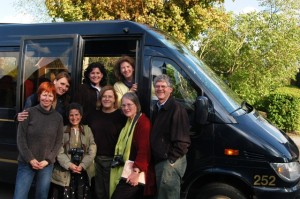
[182,171,253,199]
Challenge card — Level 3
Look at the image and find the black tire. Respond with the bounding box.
[195,183,247,199]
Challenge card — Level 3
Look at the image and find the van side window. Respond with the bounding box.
[0,53,18,108]
[151,57,198,118]
[0,51,18,147]
[20,38,74,108]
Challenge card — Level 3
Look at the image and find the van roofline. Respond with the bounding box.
[0,20,165,47]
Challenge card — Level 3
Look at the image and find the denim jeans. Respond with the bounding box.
[13,161,54,199]
[154,155,187,199]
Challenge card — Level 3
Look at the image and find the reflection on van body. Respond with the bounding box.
[0,21,299,199]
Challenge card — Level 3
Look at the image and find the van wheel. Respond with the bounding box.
[195,183,247,199]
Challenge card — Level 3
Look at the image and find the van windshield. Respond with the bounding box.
[153,30,245,114]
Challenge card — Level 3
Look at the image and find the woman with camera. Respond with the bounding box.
[49,102,97,199]
[109,92,156,199]
[87,85,126,199]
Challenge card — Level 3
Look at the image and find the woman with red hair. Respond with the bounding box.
[13,82,64,199]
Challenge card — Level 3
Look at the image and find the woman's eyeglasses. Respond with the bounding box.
[121,103,135,109]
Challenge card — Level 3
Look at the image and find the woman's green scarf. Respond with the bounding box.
[109,113,141,197]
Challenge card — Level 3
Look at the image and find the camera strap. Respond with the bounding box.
[64,125,87,155]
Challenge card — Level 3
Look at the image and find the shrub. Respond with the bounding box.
[266,86,300,134]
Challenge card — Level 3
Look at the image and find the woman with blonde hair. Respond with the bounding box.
[87,85,126,199]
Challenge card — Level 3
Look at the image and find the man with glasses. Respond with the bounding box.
[150,74,191,199]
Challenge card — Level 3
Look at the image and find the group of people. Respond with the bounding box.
[13,55,191,199]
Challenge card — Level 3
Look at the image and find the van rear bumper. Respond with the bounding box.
[253,182,300,199]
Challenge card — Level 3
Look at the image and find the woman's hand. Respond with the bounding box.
[30,159,40,170]
[17,110,29,122]
[69,163,78,172]
[130,83,138,92]
[126,170,140,186]
[74,165,83,173]
[69,163,82,174]
[30,159,48,170]
[38,160,49,169]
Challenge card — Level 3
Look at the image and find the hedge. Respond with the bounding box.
[265,86,300,134]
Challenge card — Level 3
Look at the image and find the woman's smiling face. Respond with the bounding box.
[120,61,134,81]
[89,67,103,86]
[121,97,137,120]
[68,109,82,127]
[39,91,54,110]
[101,90,116,111]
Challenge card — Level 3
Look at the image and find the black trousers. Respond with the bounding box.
[111,179,144,199]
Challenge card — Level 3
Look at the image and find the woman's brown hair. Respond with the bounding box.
[114,56,135,81]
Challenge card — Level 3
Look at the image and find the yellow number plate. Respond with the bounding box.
[253,175,276,186]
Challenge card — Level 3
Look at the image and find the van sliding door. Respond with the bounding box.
[18,35,82,111]
[0,50,19,179]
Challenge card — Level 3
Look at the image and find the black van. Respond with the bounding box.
[0,20,299,199]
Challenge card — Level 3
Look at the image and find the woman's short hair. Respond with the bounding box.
[83,62,107,86]
[121,92,141,113]
[66,102,83,117]
[37,82,57,102]
[114,56,135,81]
[97,85,119,109]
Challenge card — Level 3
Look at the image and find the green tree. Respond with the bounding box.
[198,1,300,108]
[42,0,228,43]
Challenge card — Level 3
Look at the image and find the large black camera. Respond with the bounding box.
[68,148,84,166]
[111,155,124,168]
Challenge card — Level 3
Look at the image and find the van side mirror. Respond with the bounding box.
[195,96,209,125]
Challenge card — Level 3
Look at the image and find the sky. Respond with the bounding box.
[0,0,262,23]
[0,1,35,23]
[225,0,261,13]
